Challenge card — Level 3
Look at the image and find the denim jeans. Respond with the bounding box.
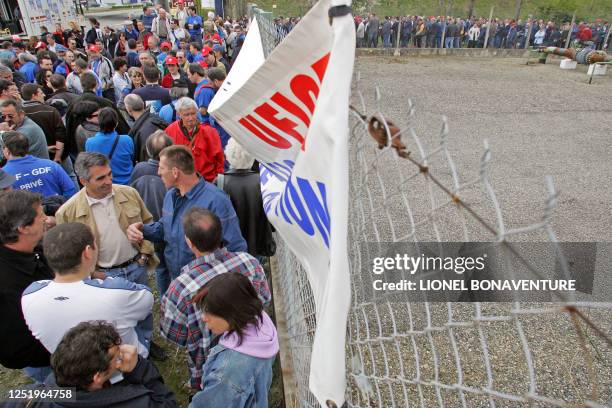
[155,248,171,297]
[445,36,454,48]
[23,366,52,384]
[383,33,391,47]
[101,262,152,351]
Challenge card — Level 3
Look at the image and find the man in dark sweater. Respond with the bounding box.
[0,190,53,381]
[21,83,67,164]
[125,93,168,162]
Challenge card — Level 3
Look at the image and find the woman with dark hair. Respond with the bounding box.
[84,107,134,185]
[35,68,53,99]
[189,273,279,408]
[114,32,128,57]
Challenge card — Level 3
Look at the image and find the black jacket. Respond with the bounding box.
[64,92,130,157]
[22,100,66,149]
[0,245,53,369]
[129,111,168,163]
[14,356,177,408]
[46,88,79,117]
[129,160,166,222]
[219,169,275,257]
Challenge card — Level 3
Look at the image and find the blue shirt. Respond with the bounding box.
[85,131,134,185]
[19,61,37,83]
[3,155,76,198]
[124,28,139,41]
[186,15,203,37]
[159,100,180,123]
[193,79,211,122]
[142,178,247,278]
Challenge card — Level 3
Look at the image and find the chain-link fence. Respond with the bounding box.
[254,8,612,408]
[247,5,288,57]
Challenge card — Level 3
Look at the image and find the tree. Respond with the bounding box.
[467,0,477,18]
[514,0,522,21]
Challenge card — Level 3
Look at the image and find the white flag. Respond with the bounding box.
[209,0,354,405]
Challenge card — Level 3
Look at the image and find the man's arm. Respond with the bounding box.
[54,163,77,198]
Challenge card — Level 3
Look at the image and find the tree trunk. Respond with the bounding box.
[514,0,522,21]
[467,0,476,18]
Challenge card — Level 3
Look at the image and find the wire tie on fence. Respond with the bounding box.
[419,165,429,174]
[451,195,461,205]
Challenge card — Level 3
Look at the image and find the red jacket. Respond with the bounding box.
[165,121,224,182]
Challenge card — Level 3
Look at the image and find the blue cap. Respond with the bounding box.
[212,44,222,52]
[55,44,68,52]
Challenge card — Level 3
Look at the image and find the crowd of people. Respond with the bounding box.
[354,14,611,50]
[0,3,278,407]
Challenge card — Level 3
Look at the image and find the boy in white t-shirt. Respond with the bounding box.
[21,222,153,358]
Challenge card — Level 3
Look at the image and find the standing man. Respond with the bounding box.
[2,132,76,198]
[124,93,168,162]
[129,131,172,296]
[132,64,171,115]
[126,145,246,286]
[186,6,203,45]
[0,98,49,159]
[88,44,115,103]
[0,190,53,382]
[175,0,188,29]
[21,222,154,358]
[159,208,270,391]
[141,6,157,33]
[21,84,67,164]
[152,9,175,44]
[366,13,380,47]
[163,97,223,181]
[55,152,166,360]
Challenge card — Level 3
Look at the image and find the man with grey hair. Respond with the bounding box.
[164,96,223,182]
[66,58,88,94]
[55,151,166,360]
[0,99,49,159]
[125,93,168,162]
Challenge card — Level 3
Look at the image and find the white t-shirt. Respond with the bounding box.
[21,277,153,357]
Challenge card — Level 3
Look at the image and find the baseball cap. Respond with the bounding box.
[55,44,68,52]
[160,41,172,50]
[123,20,133,25]
[88,44,100,53]
[201,45,212,56]
[35,41,46,49]
[165,56,178,65]
[198,60,208,68]
[0,169,16,190]
[212,44,222,52]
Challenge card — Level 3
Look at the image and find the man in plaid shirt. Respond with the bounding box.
[159,207,270,390]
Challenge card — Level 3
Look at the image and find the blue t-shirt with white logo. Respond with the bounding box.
[3,155,76,198]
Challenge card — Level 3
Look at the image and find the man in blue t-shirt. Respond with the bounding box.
[185,7,203,44]
[2,132,76,198]
[187,63,209,122]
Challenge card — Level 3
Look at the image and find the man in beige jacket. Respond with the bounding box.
[55,151,167,360]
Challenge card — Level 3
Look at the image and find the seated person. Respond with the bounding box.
[188,272,279,408]
[22,222,153,357]
[2,131,76,198]
[40,321,177,407]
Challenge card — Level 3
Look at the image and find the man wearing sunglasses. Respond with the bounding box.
[0,98,48,159]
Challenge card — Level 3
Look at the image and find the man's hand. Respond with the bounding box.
[91,270,106,280]
[0,122,14,131]
[126,222,144,243]
[115,344,139,373]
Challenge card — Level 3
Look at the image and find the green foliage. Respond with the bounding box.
[254,0,612,21]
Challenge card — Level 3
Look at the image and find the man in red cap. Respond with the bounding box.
[161,56,188,89]
[88,44,115,103]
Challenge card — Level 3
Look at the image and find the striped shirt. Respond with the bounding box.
[159,247,270,389]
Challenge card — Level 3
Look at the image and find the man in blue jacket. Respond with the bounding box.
[126,145,247,283]
[2,132,76,198]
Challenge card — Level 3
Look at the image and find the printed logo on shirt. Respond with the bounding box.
[54,296,69,301]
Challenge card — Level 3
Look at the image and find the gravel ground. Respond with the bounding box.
[338,56,612,407]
